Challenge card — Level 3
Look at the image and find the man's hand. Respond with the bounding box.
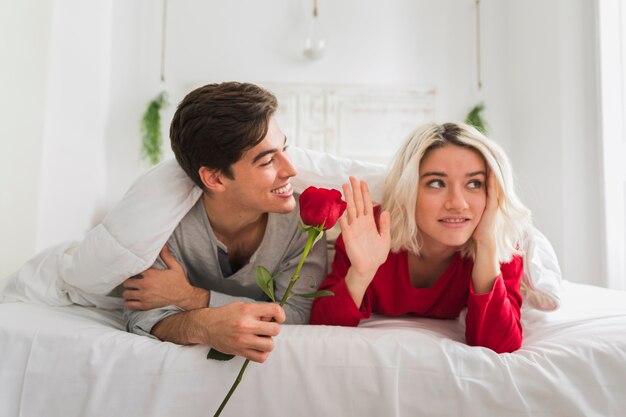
[152,302,286,363]
[122,246,210,311]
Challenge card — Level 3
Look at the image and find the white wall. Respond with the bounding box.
[0,0,52,278]
[103,0,513,202]
[506,0,602,285]
[0,0,113,278]
[104,0,166,210]
[36,0,112,250]
[1,0,605,287]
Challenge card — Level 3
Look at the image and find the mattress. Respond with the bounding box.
[1,280,625,417]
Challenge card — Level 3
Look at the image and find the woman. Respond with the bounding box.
[310,122,532,353]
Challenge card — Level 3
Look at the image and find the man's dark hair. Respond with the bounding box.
[169,82,278,188]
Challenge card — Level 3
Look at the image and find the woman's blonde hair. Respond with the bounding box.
[381,122,532,262]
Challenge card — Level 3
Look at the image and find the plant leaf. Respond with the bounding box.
[464,102,487,134]
[141,91,168,165]
[255,265,275,302]
[292,290,335,299]
[207,348,235,361]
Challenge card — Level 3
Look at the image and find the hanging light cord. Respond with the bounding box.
[160,0,168,83]
[476,0,482,90]
[313,0,318,18]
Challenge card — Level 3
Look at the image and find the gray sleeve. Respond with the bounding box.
[273,232,328,324]
[124,304,183,339]
[208,291,257,308]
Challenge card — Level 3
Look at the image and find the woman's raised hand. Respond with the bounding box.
[340,176,391,277]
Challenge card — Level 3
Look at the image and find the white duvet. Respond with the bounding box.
[0,147,562,311]
[1,281,625,417]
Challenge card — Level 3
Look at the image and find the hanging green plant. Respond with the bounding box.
[141,91,168,165]
[465,102,487,135]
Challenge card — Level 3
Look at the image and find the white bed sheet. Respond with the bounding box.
[1,280,625,417]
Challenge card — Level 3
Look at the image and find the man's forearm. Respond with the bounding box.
[179,287,211,310]
[149,302,286,363]
[151,309,206,345]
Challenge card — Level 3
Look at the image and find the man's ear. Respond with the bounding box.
[198,167,226,192]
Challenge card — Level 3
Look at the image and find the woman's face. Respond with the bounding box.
[415,144,488,254]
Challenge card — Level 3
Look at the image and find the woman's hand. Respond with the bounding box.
[472,169,499,247]
[340,177,390,306]
[471,170,501,293]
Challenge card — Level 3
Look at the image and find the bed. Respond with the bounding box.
[1,280,626,417]
[1,149,624,417]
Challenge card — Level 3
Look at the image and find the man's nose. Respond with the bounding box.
[279,153,297,178]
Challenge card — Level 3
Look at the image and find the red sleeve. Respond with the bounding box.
[310,233,371,326]
[465,255,523,353]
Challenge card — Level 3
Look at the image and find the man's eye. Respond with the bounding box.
[467,180,483,189]
[260,158,274,167]
[427,179,444,189]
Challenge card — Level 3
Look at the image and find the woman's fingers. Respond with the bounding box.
[342,176,372,223]
[350,176,365,216]
[361,180,373,216]
[378,209,391,241]
[342,182,356,223]
[339,212,349,231]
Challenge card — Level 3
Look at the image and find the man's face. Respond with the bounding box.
[222,116,298,216]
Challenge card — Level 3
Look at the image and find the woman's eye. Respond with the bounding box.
[467,180,483,189]
[427,179,444,189]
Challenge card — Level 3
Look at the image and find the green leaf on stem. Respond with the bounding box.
[207,348,235,361]
[255,265,276,302]
[311,229,324,246]
[292,290,335,299]
[300,223,325,246]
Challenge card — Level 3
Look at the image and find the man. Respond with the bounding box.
[122,82,327,363]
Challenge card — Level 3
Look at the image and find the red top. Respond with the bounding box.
[310,233,524,353]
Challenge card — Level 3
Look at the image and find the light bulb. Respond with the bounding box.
[303,16,325,60]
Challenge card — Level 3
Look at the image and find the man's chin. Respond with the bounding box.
[267,195,296,214]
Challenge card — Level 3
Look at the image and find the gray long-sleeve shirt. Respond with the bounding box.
[124,196,327,338]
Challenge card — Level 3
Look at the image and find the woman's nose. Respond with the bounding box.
[445,187,469,210]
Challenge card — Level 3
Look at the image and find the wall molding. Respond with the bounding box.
[261,83,437,164]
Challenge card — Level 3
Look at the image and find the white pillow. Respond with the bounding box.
[1,147,562,311]
[520,227,562,310]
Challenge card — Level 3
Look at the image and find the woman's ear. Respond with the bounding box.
[198,166,226,192]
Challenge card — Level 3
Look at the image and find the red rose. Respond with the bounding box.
[298,186,347,230]
[212,186,340,415]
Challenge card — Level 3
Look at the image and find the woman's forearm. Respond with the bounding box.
[471,242,500,293]
[344,267,375,308]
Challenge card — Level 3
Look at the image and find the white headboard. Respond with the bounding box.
[261,83,437,165]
